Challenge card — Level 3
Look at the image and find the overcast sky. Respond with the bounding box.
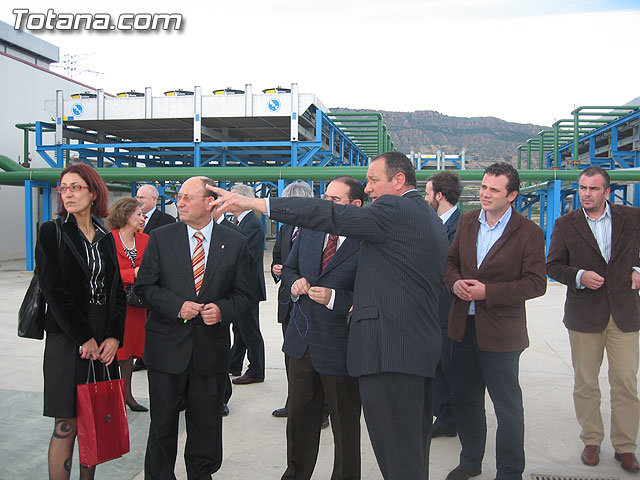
[2,0,639,126]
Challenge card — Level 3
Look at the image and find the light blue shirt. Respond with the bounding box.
[439,205,458,225]
[469,207,513,314]
[576,204,610,288]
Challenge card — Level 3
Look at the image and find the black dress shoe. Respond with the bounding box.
[222,403,229,417]
[232,374,264,385]
[272,407,287,417]
[446,465,481,480]
[126,400,149,412]
[321,414,330,429]
[132,359,147,372]
[432,425,457,438]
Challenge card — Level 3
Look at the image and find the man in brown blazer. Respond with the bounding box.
[445,163,547,480]
[547,166,640,472]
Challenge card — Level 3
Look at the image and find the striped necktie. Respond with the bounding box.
[139,214,147,233]
[291,226,299,245]
[321,234,339,272]
[192,231,205,295]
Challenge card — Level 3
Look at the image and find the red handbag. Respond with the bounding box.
[77,361,130,467]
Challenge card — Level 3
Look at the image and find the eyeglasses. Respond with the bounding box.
[175,194,209,203]
[56,185,89,194]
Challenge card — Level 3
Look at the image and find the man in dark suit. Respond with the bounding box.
[271,180,314,418]
[445,163,547,480]
[209,151,449,480]
[425,171,462,438]
[227,184,267,385]
[136,184,175,234]
[547,166,640,472]
[281,176,364,480]
[133,184,175,372]
[135,176,250,479]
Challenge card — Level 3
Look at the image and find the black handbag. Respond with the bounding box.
[125,284,146,308]
[124,255,146,308]
[18,219,61,339]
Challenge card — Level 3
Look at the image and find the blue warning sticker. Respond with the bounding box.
[72,103,83,116]
[268,99,280,112]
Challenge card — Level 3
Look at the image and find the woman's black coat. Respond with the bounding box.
[35,216,126,346]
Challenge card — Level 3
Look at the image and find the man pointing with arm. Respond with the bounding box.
[208,152,448,480]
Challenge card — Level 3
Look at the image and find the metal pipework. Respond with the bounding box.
[3,164,640,186]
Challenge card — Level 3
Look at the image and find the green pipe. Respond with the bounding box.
[3,166,640,187]
[0,154,26,172]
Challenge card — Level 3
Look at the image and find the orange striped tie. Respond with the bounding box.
[192,231,205,295]
[139,214,147,233]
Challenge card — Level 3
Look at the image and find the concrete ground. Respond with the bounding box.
[0,241,638,479]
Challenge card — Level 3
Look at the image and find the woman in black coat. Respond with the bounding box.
[35,164,126,480]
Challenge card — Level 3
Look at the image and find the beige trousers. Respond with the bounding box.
[569,317,640,452]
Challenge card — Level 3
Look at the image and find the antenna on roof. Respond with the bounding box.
[51,53,103,78]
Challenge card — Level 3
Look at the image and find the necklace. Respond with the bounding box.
[118,229,137,257]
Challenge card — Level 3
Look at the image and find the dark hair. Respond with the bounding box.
[106,197,142,230]
[428,171,462,205]
[331,175,365,204]
[200,177,218,199]
[57,163,110,218]
[578,166,610,191]
[484,162,520,195]
[372,151,417,188]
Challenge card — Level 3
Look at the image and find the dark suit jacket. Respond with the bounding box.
[272,224,296,324]
[237,211,267,303]
[445,208,547,352]
[281,229,360,376]
[36,216,126,346]
[270,191,448,378]
[135,221,251,376]
[438,207,462,328]
[143,208,175,234]
[547,203,640,333]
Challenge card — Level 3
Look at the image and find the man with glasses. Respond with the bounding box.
[281,176,364,480]
[135,176,250,479]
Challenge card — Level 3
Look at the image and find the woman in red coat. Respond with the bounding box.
[106,197,150,412]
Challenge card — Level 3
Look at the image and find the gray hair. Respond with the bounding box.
[138,184,159,198]
[282,180,313,198]
[231,183,256,198]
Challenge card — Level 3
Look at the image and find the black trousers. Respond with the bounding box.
[359,373,433,480]
[145,365,227,480]
[229,302,265,379]
[282,350,361,480]
[452,316,524,480]
[433,327,456,430]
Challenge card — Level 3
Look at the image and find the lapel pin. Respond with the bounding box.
[221,244,225,249]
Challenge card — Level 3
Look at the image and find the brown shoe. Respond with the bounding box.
[581,445,600,466]
[232,374,264,385]
[615,452,640,472]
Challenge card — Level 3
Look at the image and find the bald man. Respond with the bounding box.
[136,184,175,235]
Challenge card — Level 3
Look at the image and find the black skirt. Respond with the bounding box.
[43,304,120,418]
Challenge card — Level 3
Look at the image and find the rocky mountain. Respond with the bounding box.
[332,108,548,167]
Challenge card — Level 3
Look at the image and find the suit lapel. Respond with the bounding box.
[305,230,323,281]
[320,237,359,277]
[571,211,602,260]
[171,223,196,295]
[198,223,226,296]
[463,216,481,274]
